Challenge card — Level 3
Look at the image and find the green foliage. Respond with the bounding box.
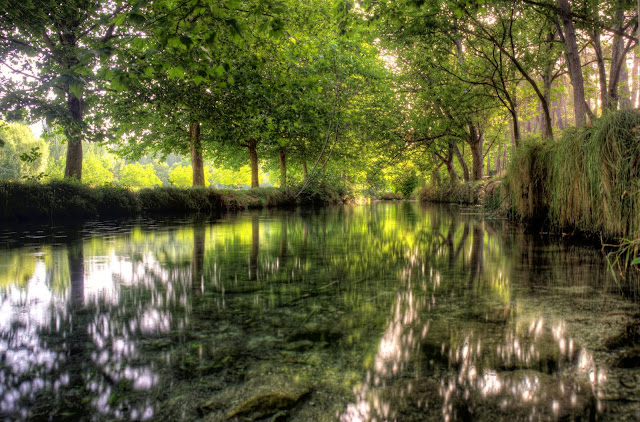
[0,180,342,221]
[0,122,48,180]
[168,165,212,187]
[119,163,162,188]
[294,176,351,206]
[395,171,421,199]
[83,151,115,186]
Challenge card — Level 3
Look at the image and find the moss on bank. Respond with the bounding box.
[0,180,347,221]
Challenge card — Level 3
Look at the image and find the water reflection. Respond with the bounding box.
[0,204,635,421]
[341,207,608,422]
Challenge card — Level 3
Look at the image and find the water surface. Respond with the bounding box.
[0,203,638,421]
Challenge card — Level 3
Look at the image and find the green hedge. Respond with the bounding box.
[0,182,307,221]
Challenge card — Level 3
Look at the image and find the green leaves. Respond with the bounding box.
[168,67,186,79]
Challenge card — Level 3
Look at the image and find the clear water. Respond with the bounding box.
[0,203,638,421]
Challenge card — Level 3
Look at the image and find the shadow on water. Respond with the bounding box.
[0,203,638,421]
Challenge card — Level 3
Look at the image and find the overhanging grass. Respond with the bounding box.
[504,109,640,242]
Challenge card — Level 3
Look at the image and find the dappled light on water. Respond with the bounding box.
[0,204,635,420]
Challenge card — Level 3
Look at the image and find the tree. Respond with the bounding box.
[106,0,285,187]
[0,0,128,180]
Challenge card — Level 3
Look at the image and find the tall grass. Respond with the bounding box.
[503,110,640,268]
[505,110,640,238]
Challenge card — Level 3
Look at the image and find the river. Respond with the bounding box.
[0,202,638,421]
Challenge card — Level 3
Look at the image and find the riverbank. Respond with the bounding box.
[0,180,348,221]
[419,110,640,268]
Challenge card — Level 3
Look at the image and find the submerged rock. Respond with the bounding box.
[614,347,640,368]
[604,320,640,350]
[201,376,311,421]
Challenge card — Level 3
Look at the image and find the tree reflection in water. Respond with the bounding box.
[0,204,632,421]
[341,212,604,422]
[0,233,190,420]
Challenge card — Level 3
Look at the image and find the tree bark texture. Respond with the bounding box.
[248,139,260,188]
[607,9,626,110]
[453,143,470,181]
[557,0,588,125]
[279,148,286,188]
[64,92,83,180]
[467,125,483,180]
[189,121,205,186]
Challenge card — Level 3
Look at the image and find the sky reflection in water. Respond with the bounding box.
[0,203,634,421]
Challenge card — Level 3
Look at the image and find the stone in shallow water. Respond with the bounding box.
[614,347,640,368]
[201,376,310,421]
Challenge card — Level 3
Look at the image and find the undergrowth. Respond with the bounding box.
[0,180,345,221]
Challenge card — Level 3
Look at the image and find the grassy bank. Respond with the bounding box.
[418,180,490,205]
[504,110,640,243]
[0,180,348,221]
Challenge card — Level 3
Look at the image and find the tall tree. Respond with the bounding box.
[0,0,127,180]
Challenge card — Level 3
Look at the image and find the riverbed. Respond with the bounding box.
[0,203,638,421]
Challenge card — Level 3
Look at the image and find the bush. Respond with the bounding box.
[292,177,351,206]
[396,172,420,199]
[378,191,403,200]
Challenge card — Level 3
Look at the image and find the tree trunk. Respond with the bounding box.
[593,30,609,110]
[495,144,502,174]
[440,145,458,185]
[279,148,286,188]
[467,125,483,180]
[619,63,633,109]
[189,121,205,186]
[302,160,308,179]
[64,92,83,180]
[607,9,626,111]
[510,80,521,146]
[453,143,470,181]
[247,139,260,188]
[633,49,640,107]
[541,43,554,139]
[510,110,521,147]
[445,160,458,184]
[557,0,588,126]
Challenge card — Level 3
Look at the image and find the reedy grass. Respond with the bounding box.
[504,109,640,271]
